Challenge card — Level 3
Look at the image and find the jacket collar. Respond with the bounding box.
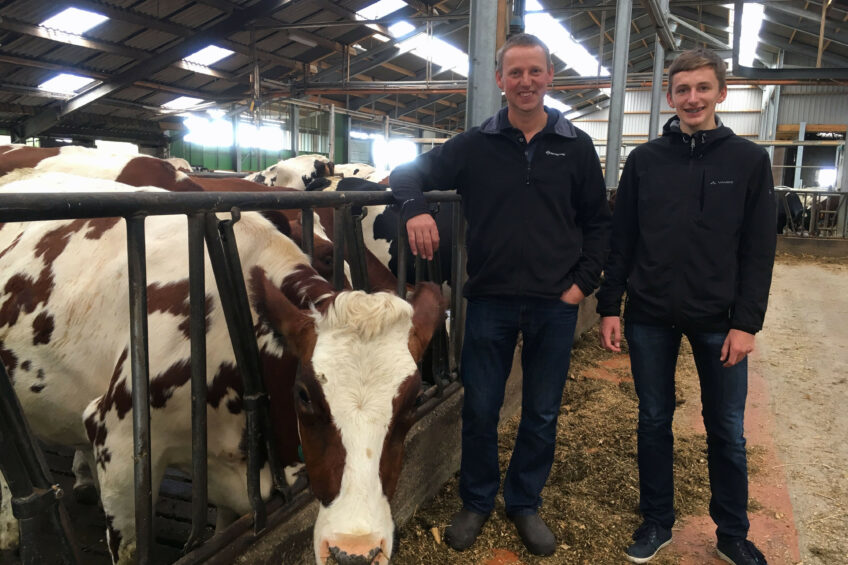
[661,114,733,148]
[480,106,577,139]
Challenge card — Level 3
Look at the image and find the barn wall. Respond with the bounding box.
[777,86,848,126]
[573,87,765,168]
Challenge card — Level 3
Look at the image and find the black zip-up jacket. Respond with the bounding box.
[390,107,611,299]
[596,116,776,334]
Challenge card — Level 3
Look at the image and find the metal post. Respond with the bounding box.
[290,104,299,156]
[396,212,409,298]
[0,362,81,565]
[328,104,336,162]
[126,215,154,565]
[794,122,806,188]
[345,115,352,163]
[837,139,848,237]
[648,0,668,141]
[449,201,465,374]
[232,113,242,172]
[333,206,346,290]
[466,0,502,129]
[184,213,208,553]
[604,0,632,187]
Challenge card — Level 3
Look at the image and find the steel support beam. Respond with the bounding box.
[17,0,295,140]
[668,14,730,49]
[604,0,632,187]
[465,0,502,128]
[290,103,300,156]
[649,0,669,141]
[794,122,806,188]
[640,0,676,50]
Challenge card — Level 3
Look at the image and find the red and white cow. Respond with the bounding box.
[0,172,444,564]
[164,157,193,173]
[0,145,348,284]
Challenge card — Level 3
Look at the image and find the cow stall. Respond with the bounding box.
[0,187,462,565]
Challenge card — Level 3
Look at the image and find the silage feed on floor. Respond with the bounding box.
[392,331,719,565]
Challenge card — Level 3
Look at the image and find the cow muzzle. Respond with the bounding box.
[320,534,388,565]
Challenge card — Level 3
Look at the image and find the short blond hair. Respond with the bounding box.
[495,33,552,74]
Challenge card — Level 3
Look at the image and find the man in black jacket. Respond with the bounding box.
[391,33,610,556]
[597,48,775,565]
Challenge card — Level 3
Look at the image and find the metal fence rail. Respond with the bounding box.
[775,188,848,238]
[0,189,462,565]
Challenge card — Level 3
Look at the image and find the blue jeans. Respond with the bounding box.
[625,322,750,541]
[459,296,579,516]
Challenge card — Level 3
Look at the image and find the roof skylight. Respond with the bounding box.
[731,2,765,67]
[356,0,406,41]
[38,73,97,95]
[525,0,609,77]
[162,96,206,110]
[356,0,406,21]
[184,45,234,66]
[40,7,108,35]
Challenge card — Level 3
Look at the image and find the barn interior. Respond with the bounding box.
[0,2,847,565]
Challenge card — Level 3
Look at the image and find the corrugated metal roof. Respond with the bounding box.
[0,0,845,147]
[122,28,179,50]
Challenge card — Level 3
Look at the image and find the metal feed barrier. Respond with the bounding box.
[776,188,848,239]
[0,189,462,565]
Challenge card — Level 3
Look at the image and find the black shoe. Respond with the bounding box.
[625,522,672,563]
[444,508,489,551]
[717,538,768,565]
[509,513,556,556]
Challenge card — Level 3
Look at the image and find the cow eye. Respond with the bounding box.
[296,384,311,406]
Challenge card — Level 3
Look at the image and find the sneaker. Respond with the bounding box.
[508,512,556,556]
[625,522,672,563]
[443,508,489,551]
[717,538,768,565]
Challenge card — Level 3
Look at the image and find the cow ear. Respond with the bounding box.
[249,267,316,360]
[407,282,447,363]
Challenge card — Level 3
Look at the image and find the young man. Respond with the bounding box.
[596,48,776,564]
[390,34,610,556]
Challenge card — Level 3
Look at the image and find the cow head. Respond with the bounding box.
[250,270,445,564]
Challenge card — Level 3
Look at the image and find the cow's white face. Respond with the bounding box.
[252,276,444,565]
[307,292,419,564]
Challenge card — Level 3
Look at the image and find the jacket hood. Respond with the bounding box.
[480,106,577,138]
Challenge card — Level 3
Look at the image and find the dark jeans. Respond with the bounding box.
[625,322,750,541]
[459,296,579,516]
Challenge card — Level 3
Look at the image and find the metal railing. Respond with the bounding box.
[775,188,848,238]
[0,188,462,565]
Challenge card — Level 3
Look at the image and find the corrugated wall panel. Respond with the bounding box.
[778,86,848,125]
[573,87,764,142]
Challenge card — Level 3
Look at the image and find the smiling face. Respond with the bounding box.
[666,66,728,135]
[495,45,554,117]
